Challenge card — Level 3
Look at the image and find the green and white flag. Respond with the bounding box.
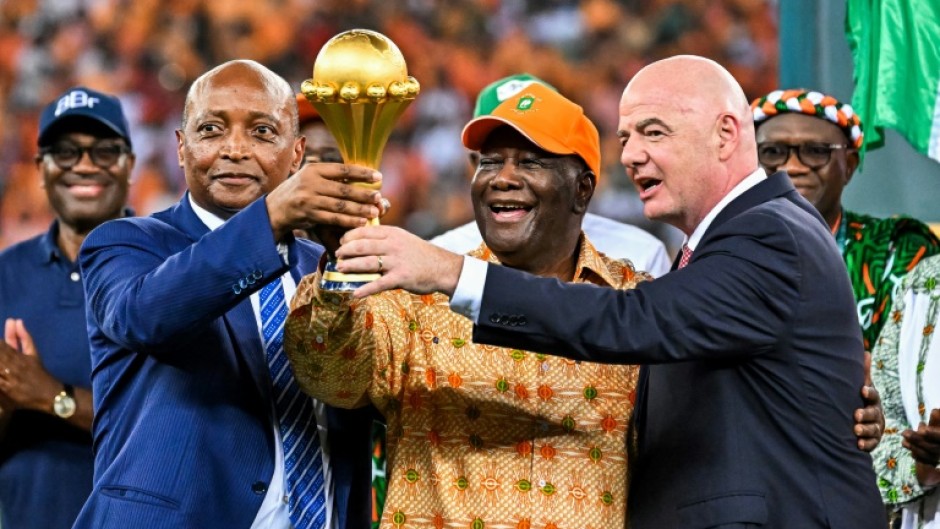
[845,0,940,163]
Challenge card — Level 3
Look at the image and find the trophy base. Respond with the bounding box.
[320,260,380,292]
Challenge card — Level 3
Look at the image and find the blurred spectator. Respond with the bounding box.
[752,89,940,352]
[0,85,135,529]
[870,255,940,528]
[0,0,779,250]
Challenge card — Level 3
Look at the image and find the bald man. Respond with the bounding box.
[332,55,884,528]
[75,60,381,529]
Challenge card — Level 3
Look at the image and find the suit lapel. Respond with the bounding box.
[165,194,275,405]
[227,298,273,405]
[699,171,808,247]
[159,192,210,242]
[287,237,325,286]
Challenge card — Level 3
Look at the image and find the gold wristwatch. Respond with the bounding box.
[53,384,76,419]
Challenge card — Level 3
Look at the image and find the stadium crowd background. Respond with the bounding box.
[0,0,778,254]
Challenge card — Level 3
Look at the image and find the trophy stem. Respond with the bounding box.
[303,29,419,293]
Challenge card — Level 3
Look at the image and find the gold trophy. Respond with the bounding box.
[301,29,419,291]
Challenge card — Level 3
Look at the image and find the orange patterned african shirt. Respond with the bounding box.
[284,236,648,529]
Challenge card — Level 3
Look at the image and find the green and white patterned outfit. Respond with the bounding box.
[871,255,940,529]
[837,209,940,351]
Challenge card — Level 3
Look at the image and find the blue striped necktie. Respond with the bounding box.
[259,278,328,529]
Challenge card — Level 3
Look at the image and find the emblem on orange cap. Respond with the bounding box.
[516,95,536,111]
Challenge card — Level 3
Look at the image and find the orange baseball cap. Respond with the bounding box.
[461,83,601,179]
[296,93,320,126]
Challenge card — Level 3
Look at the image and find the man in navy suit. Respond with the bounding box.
[75,60,382,528]
[331,56,885,528]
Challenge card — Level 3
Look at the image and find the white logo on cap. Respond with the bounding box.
[496,80,536,103]
[55,91,101,116]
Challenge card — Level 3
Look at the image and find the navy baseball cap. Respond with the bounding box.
[38,87,132,148]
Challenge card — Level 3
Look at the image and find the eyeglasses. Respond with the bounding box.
[757,142,852,170]
[39,141,130,169]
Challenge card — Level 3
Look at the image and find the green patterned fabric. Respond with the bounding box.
[371,421,387,529]
[870,256,940,527]
[837,209,940,351]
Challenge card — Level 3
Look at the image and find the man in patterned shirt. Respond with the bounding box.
[285,84,647,529]
[752,89,940,352]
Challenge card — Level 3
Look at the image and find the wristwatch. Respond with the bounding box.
[53,384,76,419]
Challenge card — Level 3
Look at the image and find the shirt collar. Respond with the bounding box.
[188,193,225,231]
[685,167,767,251]
[469,232,622,289]
[39,209,136,264]
[38,219,63,263]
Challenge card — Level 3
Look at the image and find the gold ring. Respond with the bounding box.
[377,255,384,272]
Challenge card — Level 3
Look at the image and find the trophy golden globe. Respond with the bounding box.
[301,29,419,292]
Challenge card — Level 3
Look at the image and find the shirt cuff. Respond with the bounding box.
[276,242,289,265]
[449,257,487,323]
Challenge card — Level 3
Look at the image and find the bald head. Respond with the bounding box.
[183,60,299,135]
[627,57,753,142]
[616,55,758,234]
[630,56,749,116]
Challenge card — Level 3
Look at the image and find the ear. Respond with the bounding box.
[573,168,596,214]
[716,113,740,161]
[123,153,137,181]
[844,148,859,185]
[175,129,185,168]
[291,135,306,174]
[34,155,46,188]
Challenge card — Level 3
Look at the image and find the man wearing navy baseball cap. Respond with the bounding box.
[0,86,134,529]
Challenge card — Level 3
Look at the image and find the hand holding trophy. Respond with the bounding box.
[301,29,419,292]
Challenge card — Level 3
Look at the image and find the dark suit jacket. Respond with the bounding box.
[472,172,883,529]
[74,195,373,529]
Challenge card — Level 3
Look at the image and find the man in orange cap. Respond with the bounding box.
[431,74,671,277]
[328,56,888,529]
[284,84,647,528]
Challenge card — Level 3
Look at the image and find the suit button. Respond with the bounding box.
[252,270,264,280]
[251,481,268,495]
[239,278,249,290]
[489,314,500,324]
[233,285,243,295]
[499,316,510,325]
[518,316,526,326]
[508,316,518,326]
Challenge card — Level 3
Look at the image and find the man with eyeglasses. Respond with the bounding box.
[0,86,134,529]
[753,91,940,526]
[752,89,940,354]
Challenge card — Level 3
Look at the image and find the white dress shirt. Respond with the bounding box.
[188,195,335,529]
[450,168,768,323]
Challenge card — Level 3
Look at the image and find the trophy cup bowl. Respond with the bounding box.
[301,29,419,292]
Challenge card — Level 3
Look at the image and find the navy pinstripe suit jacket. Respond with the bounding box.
[74,195,372,529]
